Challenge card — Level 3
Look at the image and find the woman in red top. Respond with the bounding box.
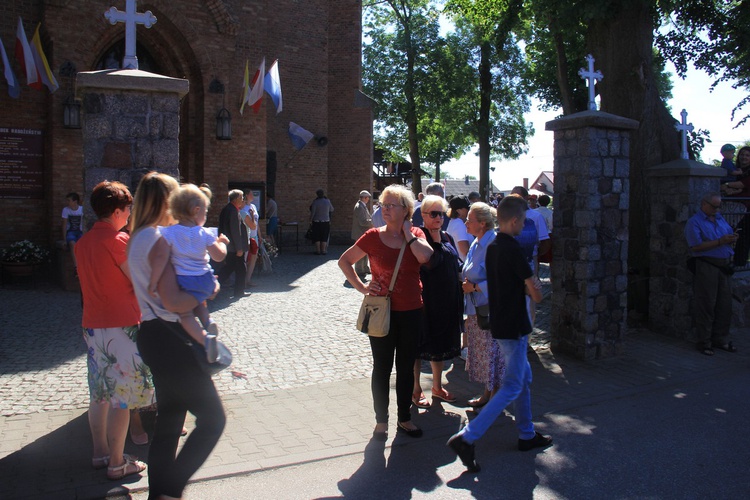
[339,184,433,441]
[75,181,154,480]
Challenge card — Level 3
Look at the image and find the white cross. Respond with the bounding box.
[578,54,603,111]
[674,109,694,160]
[104,0,157,70]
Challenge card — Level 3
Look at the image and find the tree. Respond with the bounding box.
[445,0,532,200]
[363,0,445,193]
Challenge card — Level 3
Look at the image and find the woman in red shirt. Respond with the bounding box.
[339,184,433,441]
[75,181,153,480]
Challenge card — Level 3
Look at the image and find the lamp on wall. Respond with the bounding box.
[216,108,231,140]
[63,95,81,129]
[60,62,80,129]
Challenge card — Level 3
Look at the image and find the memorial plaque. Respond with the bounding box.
[0,128,44,199]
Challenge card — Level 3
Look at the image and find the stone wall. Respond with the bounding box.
[76,69,189,221]
[546,110,638,360]
[648,161,724,338]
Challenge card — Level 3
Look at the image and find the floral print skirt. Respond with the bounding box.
[83,326,155,409]
[465,315,504,391]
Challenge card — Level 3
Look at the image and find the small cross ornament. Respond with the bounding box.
[578,54,603,111]
[104,0,157,70]
[674,109,694,160]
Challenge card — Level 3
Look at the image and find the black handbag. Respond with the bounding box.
[470,293,490,330]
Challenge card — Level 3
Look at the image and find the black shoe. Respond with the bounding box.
[230,291,252,300]
[447,433,480,472]
[396,421,423,438]
[518,431,553,451]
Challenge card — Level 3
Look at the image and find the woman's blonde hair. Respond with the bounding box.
[420,195,447,215]
[129,171,180,234]
[169,184,210,223]
[379,184,415,220]
[469,202,497,231]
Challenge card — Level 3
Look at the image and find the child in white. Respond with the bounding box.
[149,184,228,348]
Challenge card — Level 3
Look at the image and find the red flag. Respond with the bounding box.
[15,17,40,89]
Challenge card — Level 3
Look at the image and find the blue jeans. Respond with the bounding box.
[460,335,535,443]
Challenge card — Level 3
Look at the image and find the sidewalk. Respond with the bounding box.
[1,249,748,499]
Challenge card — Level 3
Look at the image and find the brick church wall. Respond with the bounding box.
[0,0,372,253]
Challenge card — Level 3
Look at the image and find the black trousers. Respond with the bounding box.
[368,309,422,424]
[217,252,246,296]
[137,319,226,499]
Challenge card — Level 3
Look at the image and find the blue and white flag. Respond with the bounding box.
[0,37,20,98]
[264,59,282,114]
[288,122,314,150]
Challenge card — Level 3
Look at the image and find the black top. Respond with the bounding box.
[218,203,248,254]
[486,232,533,340]
[418,229,462,360]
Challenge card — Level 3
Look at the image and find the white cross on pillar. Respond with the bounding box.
[674,109,694,160]
[578,54,603,111]
[104,0,157,70]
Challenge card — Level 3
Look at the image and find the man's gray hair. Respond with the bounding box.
[228,189,244,202]
[424,182,444,198]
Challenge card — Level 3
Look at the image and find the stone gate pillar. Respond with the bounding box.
[545,110,638,360]
[647,160,722,337]
[76,69,189,223]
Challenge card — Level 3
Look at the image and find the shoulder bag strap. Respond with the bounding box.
[386,240,408,297]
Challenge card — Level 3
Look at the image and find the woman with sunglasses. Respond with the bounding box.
[412,195,464,407]
[339,184,433,441]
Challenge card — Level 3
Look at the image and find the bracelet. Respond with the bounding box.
[407,237,417,246]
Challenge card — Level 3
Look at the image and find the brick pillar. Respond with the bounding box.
[75,69,189,223]
[647,160,722,338]
[545,110,638,360]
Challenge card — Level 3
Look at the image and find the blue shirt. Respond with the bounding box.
[461,229,496,315]
[721,158,737,182]
[684,211,734,259]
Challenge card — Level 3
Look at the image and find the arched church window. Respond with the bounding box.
[94,40,162,73]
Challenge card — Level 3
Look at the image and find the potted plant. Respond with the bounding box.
[1,240,50,277]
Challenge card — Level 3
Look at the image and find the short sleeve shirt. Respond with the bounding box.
[160,224,217,276]
[75,221,140,328]
[356,227,425,311]
[486,232,533,339]
[447,217,472,261]
[62,205,83,232]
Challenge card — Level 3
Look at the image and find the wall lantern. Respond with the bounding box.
[63,96,81,129]
[216,108,231,140]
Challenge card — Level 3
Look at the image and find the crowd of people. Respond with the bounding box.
[339,182,554,471]
[70,172,555,491]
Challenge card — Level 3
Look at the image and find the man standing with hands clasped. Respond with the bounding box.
[351,190,373,282]
[685,192,739,356]
[217,189,249,299]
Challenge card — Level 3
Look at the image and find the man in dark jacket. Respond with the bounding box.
[217,189,249,299]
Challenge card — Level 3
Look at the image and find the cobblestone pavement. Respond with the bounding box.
[1,249,747,499]
[0,251,549,417]
[1,248,371,416]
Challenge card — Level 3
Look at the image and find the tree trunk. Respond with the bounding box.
[587,0,680,314]
[477,40,492,201]
[553,29,576,116]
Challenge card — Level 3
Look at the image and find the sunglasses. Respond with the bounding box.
[426,211,446,219]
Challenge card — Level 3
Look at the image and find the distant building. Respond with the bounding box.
[531,171,554,195]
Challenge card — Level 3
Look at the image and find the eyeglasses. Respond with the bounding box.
[426,211,446,219]
[704,201,722,210]
[381,203,403,210]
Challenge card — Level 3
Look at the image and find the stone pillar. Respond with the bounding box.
[545,110,638,360]
[76,69,189,222]
[647,160,722,338]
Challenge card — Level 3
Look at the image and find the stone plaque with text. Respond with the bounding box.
[0,128,44,199]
